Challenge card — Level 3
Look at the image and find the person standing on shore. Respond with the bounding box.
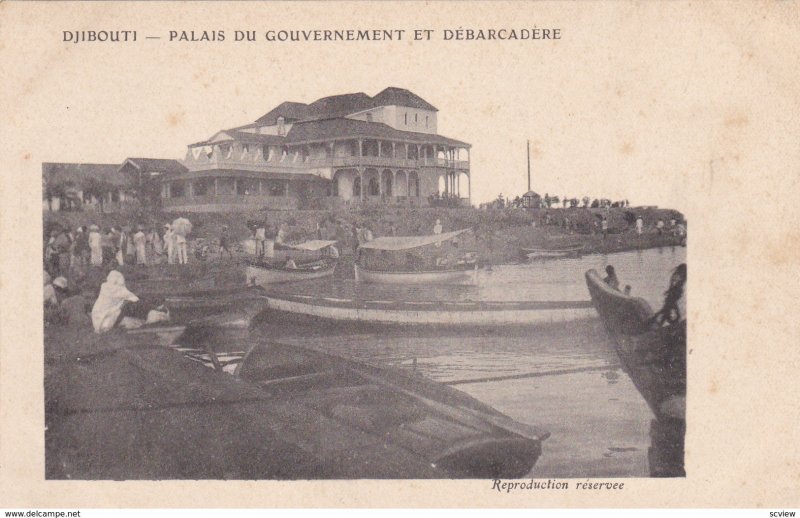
[88,225,102,266]
[255,221,266,258]
[116,227,129,266]
[635,216,644,235]
[133,225,147,266]
[219,225,233,259]
[175,232,188,265]
[163,224,175,264]
[73,226,89,269]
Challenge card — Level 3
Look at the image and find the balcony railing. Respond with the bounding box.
[186,154,469,173]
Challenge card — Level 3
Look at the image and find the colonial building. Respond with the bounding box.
[166,87,471,211]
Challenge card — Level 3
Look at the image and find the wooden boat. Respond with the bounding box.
[356,229,478,285]
[584,269,686,476]
[261,291,596,327]
[246,259,336,286]
[246,240,339,286]
[236,341,549,478]
[522,244,585,259]
[354,261,477,285]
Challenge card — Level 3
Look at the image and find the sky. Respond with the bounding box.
[5,2,799,217]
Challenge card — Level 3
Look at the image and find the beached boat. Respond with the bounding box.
[261,291,596,327]
[246,240,338,286]
[522,244,585,259]
[584,268,686,476]
[356,229,478,285]
[236,341,549,478]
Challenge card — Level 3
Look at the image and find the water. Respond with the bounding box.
[251,247,687,477]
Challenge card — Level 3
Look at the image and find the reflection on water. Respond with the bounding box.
[254,247,686,477]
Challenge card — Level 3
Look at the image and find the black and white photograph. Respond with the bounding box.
[2,0,799,511]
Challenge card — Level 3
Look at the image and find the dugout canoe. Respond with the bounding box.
[261,291,596,327]
[585,268,686,476]
[236,341,549,478]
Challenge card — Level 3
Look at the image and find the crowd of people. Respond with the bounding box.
[44,222,194,280]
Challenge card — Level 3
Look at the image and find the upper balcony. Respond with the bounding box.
[184,147,470,174]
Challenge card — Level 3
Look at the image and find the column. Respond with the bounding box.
[359,167,364,202]
[284,181,289,197]
[214,177,218,196]
[377,141,382,158]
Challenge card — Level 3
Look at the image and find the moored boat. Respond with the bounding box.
[236,341,549,478]
[354,261,477,285]
[246,240,338,286]
[522,244,585,260]
[261,291,596,327]
[356,229,478,285]
[584,268,686,476]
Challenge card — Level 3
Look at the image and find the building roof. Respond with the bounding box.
[190,129,287,147]
[372,87,438,111]
[285,118,470,147]
[254,101,310,126]
[305,92,375,120]
[121,158,188,175]
[42,162,129,187]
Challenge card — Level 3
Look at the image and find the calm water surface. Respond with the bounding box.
[253,246,687,477]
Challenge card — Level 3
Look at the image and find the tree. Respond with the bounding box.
[82,176,116,213]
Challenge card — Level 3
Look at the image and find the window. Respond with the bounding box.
[193,178,212,196]
[216,177,235,195]
[368,177,380,196]
[171,181,186,198]
[404,113,408,125]
[353,177,361,196]
[266,180,284,196]
[414,114,418,123]
[426,116,429,128]
[237,178,258,195]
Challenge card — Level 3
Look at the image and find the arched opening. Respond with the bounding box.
[381,169,393,196]
[352,176,361,197]
[408,171,420,197]
[368,176,380,196]
[395,170,408,197]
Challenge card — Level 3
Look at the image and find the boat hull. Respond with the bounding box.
[246,262,335,286]
[522,246,584,260]
[354,263,477,285]
[263,292,596,327]
[585,269,686,476]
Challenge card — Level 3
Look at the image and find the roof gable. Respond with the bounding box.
[372,87,438,112]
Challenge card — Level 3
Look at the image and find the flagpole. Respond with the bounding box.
[527,140,531,192]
